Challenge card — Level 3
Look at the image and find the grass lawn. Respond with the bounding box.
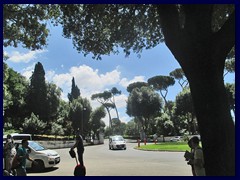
[135,142,191,152]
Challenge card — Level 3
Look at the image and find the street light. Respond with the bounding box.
[81,107,86,135]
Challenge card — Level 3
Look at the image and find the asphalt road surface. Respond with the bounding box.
[28,140,192,176]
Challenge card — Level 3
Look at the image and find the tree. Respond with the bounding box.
[91,91,115,130]
[3,4,235,175]
[110,87,121,120]
[174,88,198,135]
[155,113,174,141]
[225,83,235,116]
[126,86,162,133]
[148,75,176,134]
[125,119,139,137]
[3,4,57,50]
[50,122,64,139]
[46,82,62,121]
[90,106,106,140]
[169,68,188,89]
[68,77,81,102]
[126,82,149,93]
[224,58,235,77]
[4,63,29,128]
[22,113,47,137]
[26,62,48,122]
[69,97,91,137]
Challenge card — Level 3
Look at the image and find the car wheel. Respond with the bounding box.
[32,160,45,172]
[109,145,111,150]
[124,147,126,150]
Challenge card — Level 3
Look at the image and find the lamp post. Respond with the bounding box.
[81,107,86,135]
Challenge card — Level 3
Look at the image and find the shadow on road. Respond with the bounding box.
[27,167,59,174]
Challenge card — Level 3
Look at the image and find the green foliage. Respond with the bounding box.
[127,82,149,93]
[136,142,190,152]
[68,77,81,102]
[69,97,92,135]
[225,83,235,115]
[127,86,162,132]
[57,4,163,59]
[155,113,174,136]
[175,88,194,116]
[90,106,106,137]
[26,62,48,121]
[46,82,62,121]
[3,4,52,50]
[4,63,29,128]
[22,113,47,135]
[50,122,64,138]
[148,75,175,91]
[224,58,235,74]
[169,68,188,89]
[125,119,139,137]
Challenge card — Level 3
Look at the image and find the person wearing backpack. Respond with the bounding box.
[3,134,16,173]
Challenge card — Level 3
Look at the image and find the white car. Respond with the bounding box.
[109,135,126,150]
[170,136,182,142]
[14,141,60,172]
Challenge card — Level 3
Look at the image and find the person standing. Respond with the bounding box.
[189,136,206,176]
[71,129,85,166]
[185,138,196,176]
[15,139,37,176]
[4,134,16,173]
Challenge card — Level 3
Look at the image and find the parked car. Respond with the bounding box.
[109,135,126,150]
[4,141,60,172]
[3,133,32,142]
[170,136,182,142]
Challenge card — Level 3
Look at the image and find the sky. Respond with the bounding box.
[4,25,235,126]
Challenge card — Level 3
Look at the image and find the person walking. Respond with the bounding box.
[4,134,16,173]
[71,129,85,166]
[188,136,206,176]
[15,139,37,176]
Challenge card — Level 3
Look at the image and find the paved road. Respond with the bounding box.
[28,140,192,176]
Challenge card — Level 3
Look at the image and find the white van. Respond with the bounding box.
[3,133,32,142]
[109,135,126,150]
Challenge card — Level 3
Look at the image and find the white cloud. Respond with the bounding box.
[43,64,137,126]
[119,76,145,88]
[46,70,56,82]
[114,94,128,109]
[21,63,36,79]
[7,49,48,63]
[52,73,72,87]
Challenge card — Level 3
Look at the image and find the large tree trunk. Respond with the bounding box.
[157,5,235,175]
[184,56,235,176]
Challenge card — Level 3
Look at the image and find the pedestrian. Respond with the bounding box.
[15,139,37,176]
[71,129,85,166]
[189,136,206,176]
[184,138,196,176]
[3,134,16,173]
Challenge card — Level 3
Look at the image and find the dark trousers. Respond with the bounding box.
[77,151,84,166]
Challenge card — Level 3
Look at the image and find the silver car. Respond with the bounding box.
[109,135,126,150]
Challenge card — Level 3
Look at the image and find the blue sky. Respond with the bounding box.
[4,25,235,126]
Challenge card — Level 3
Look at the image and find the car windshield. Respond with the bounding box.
[112,136,124,141]
[28,141,46,151]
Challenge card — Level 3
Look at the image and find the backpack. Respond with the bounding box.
[11,155,21,169]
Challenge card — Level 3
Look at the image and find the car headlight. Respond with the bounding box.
[48,157,55,161]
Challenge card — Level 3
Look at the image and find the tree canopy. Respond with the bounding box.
[3,4,235,175]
